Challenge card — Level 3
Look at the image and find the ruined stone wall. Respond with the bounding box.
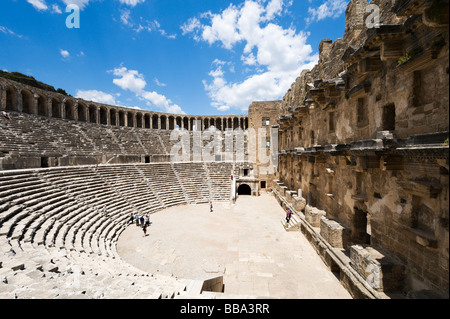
[0,77,250,170]
[248,101,282,188]
[270,0,449,295]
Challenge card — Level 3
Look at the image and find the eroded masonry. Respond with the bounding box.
[0,0,448,299]
[258,0,449,297]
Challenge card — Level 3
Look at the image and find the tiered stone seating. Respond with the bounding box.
[136,164,187,208]
[0,161,236,299]
[0,114,64,156]
[96,164,164,215]
[0,167,191,298]
[134,129,168,156]
[172,162,210,204]
[205,162,233,201]
[0,112,180,164]
[74,123,123,155]
[110,126,149,155]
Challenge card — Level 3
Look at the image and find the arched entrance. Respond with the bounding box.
[237,184,251,195]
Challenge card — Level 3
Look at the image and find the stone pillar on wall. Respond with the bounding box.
[0,85,8,112]
[84,105,89,123]
[0,85,4,111]
[73,102,79,121]
[46,95,52,117]
[95,107,100,124]
[124,111,128,127]
[31,93,39,115]
[132,111,137,128]
[113,109,119,126]
[106,108,111,126]
[61,100,66,119]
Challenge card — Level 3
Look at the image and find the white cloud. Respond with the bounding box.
[139,91,184,114]
[306,0,348,25]
[119,0,145,6]
[263,0,285,21]
[110,65,185,114]
[183,0,318,111]
[201,5,242,49]
[110,66,147,92]
[27,0,48,11]
[0,25,23,38]
[51,4,62,14]
[60,49,70,58]
[120,9,132,26]
[154,78,167,87]
[181,17,202,39]
[76,90,118,105]
[62,0,91,10]
[121,13,177,39]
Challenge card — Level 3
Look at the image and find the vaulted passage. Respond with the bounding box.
[238,184,251,195]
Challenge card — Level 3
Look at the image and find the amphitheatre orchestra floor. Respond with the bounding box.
[117,192,352,299]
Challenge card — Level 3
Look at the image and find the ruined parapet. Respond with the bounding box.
[392,0,449,27]
[350,245,406,292]
[320,217,351,249]
[305,205,327,227]
[285,190,307,212]
[344,0,370,44]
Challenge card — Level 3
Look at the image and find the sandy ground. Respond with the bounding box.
[117,192,352,299]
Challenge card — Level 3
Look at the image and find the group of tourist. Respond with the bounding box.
[129,213,151,237]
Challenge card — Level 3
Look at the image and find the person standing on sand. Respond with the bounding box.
[143,224,148,237]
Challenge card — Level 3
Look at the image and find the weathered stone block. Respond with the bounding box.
[292,196,306,212]
[320,217,350,249]
[305,205,326,227]
[350,245,405,292]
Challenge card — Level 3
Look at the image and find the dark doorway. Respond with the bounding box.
[382,103,396,131]
[237,184,251,195]
[41,157,49,168]
[261,181,266,189]
[353,208,371,244]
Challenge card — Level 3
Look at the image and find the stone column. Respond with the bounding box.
[17,91,23,113]
[84,105,89,122]
[95,107,100,124]
[132,111,137,128]
[61,100,66,119]
[31,93,39,115]
[124,111,128,127]
[73,102,79,121]
[46,96,52,117]
[0,85,4,111]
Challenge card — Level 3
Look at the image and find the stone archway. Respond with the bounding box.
[237,184,251,195]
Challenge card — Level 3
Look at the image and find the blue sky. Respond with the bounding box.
[1,0,349,116]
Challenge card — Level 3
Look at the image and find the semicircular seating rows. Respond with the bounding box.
[0,162,235,299]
